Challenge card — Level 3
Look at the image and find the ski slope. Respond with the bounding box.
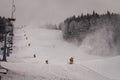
[2,63,113,80]
[82,56,120,80]
[1,25,120,80]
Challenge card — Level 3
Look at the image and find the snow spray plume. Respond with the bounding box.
[61,13,120,56]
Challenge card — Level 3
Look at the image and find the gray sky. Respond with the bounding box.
[0,0,120,27]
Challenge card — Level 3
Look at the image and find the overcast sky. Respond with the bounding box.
[0,0,120,27]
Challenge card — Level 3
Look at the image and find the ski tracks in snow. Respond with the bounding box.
[2,62,114,80]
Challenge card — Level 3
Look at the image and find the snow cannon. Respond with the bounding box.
[28,43,30,46]
[69,57,74,64]
[45,60,48,64]
[33,54,36,58]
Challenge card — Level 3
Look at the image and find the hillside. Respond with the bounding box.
[60,12,120,56]
[0,25,119,80]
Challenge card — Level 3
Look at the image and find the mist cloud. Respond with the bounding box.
[0,0,120,26]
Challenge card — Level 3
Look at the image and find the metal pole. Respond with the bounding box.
[7,47,10,56]
[11,0,16,18]
[2,31,7,61]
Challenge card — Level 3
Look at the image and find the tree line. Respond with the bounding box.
[59,11,120,44]
[0,16,12,42]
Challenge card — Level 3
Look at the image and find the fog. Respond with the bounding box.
[0,0,120,26]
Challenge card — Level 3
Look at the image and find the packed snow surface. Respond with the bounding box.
[1,25,120,80]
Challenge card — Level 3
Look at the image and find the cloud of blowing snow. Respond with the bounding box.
[79,25,118,56]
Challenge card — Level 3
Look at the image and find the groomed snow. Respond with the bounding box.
[1,25,119,80]
[82,56,120,80]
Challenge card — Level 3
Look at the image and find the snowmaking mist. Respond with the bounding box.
[80,25,116,56]
[61,12,120,56]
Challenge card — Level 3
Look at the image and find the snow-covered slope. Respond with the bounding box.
[9,26,103,64]
[82,56,120,80]
[2,63,113,80]
[1,25,119,80]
